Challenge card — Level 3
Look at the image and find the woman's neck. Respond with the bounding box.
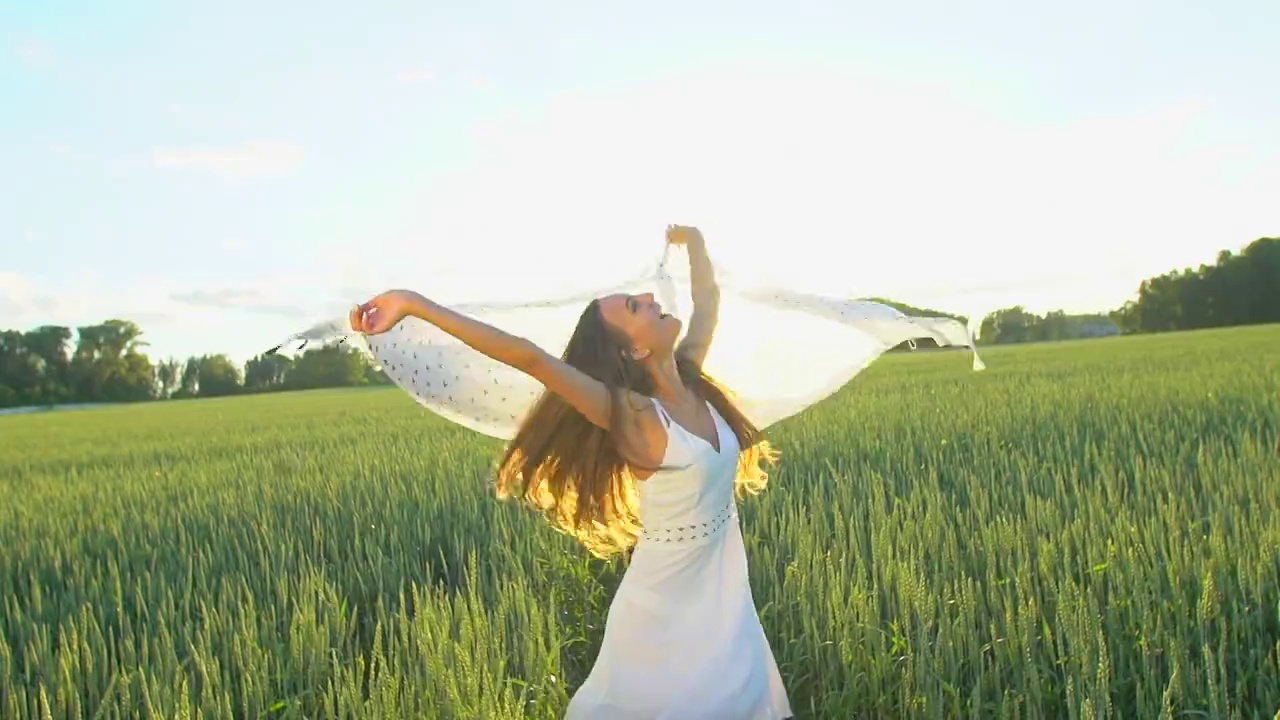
[646,352,694,405]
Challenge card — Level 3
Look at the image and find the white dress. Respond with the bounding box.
[565,397,793,720]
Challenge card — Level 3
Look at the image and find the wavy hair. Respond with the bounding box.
[493,299,779,558]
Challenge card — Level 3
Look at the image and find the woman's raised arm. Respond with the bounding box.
[352,290,620,432]
[668,226,721,367]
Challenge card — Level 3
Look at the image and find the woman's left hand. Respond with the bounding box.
[349,289,424,335]
[665,224,703,247]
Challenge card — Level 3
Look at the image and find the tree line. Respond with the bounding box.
[968,236,1276,345]
[0,323,391,409]
[1,237,1275,408]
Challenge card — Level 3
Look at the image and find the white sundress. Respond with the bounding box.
[565,397,793,720]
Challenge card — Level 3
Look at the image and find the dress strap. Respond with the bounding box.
[649,397,673,428]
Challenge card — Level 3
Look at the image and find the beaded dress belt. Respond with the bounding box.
[639,500,737,544]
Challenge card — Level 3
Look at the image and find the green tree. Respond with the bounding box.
[194,354,242,397]
[980,306,1033,344]
[244,353,294,392]
[1123,237,1279,333]
[1110,301,1141,335]
[22,325,73,404]
[155,358,182,399]
[0,330,41,407]
[365,361,394,386]
[174,357,201,398]
[284,345,369,390]
[67,320,154,403]
[867,298,967,325]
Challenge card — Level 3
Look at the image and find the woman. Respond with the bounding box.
[349,226,794,718]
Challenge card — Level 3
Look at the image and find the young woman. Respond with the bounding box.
[349,226,793,718]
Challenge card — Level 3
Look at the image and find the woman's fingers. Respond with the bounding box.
[368,308,392,334]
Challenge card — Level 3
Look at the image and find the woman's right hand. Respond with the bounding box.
[350,289,424,335]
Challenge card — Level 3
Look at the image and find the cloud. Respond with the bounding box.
[0,271,340,364]
[0,272,35,319]
[165,104,253,132]
[395,67,438,85]
[151,141,304,179]
[0,271,181,328]
[169,287,311,318]
[374,62,1278,316]
[15,39,52,67]
[460,72,495,91]
[2,272,322,331]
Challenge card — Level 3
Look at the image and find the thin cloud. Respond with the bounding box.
[0,272,34,320]
[396,67,438,85]
[151,141,304,179]
[169,288,311,318]
[387,63,1277,317]
[0,271,180,330]
[16,39,52,66]
[0,272,332,363]
[165,103,253,132]
[461,72,495,91]
[0,271,60,320]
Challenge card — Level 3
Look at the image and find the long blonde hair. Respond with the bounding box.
[493,299,778,558]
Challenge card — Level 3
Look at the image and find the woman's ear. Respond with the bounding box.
[630,347,651,361]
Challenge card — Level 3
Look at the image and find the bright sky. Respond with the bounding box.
[3,0,1277,364]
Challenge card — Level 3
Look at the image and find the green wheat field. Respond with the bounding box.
[2,326,1278,719]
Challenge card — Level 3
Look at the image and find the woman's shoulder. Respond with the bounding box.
[620,392,675,480]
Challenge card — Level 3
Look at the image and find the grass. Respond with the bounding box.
[1,325,1278,719]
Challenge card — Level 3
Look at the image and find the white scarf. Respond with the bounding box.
[269,244,985,439]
